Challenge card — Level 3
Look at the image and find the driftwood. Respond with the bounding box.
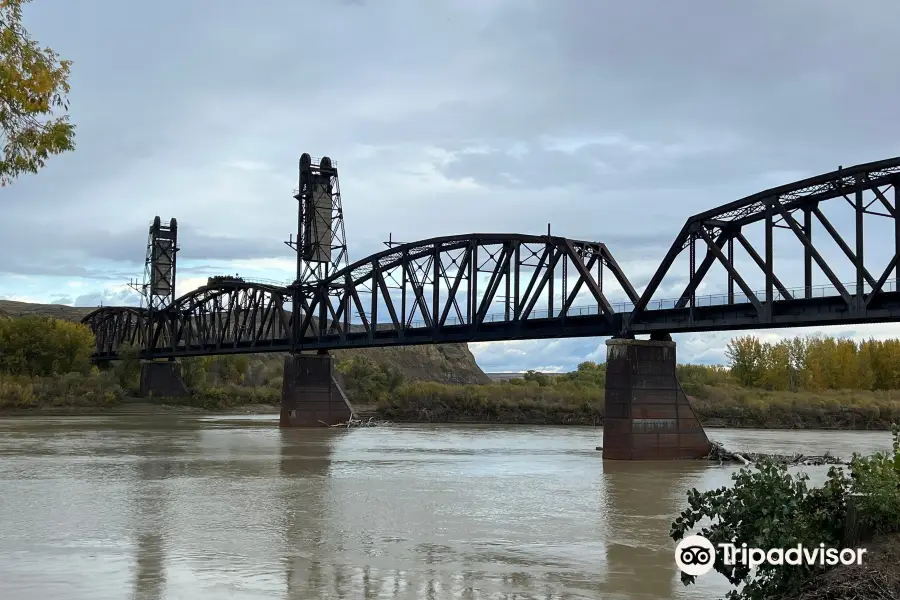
[319,416,394,428]
[706,440,847,466]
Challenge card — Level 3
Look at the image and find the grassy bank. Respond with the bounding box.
[5,372,900,430]
[4,353,900,430]
[369,380,900,429]
[4,314,900,430]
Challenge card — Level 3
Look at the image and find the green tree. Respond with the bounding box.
[0,0,75,185]
[0,315,93,376]
[725,336,766,387]
[523,369,550,387]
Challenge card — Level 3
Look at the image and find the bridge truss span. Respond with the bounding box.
[149,280,293,357]
[81,154,900,360]
[81,306,148,358]
[293,233,638,349]
[625,156,900,334]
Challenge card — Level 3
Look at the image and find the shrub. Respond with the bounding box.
[671,424,900,599]
[0,316,94,376]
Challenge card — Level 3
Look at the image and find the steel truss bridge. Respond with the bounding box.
[83,156,900,360]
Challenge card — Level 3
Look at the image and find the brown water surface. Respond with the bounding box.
[0,415,890,599]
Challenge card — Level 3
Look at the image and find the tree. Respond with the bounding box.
[725,336,766,387]
[0,0,74,185]
[0,315,93,376]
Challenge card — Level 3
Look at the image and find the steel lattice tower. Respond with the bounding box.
[128,216,179,311]
[285,154,349,289]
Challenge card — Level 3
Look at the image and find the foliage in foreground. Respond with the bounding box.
[671,425,900,600]
[0,0,75,185]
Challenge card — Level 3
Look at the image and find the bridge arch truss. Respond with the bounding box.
[293,233,638,350]
[81,306,148,358]
[624,156,900,334]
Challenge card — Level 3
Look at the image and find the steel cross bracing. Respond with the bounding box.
[81,156,900,360]
[291,234,638,350]
[624,156,900,335]
[81,306,148,357]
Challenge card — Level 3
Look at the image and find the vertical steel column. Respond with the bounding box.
[401,250,407,330]
[469,245,478,325]
[370,260,378,338]
[599,259,604,313]
[765,199,774,309]
[804,207,813,298]
[727,236,734,304]
[513,242,520,320]
[856,178,865,305]
[895,182,900,283]
[504,242,512,321]
[546,228,554,318]
[432,245,440,332]
[688,235,696,309]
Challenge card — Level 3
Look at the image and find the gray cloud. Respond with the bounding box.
[73,288,141,308]
[0,221,289,277]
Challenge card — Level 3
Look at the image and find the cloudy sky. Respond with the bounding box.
[3,0,900,372]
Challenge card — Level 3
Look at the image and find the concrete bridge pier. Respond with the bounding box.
[139,360,189,397]
[281,352,356,427]
[603,336,710,460]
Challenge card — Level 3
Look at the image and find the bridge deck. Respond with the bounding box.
[87,289,900,360]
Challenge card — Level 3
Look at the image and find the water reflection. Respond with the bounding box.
[131,436,173,600]
[598,461,706,599]
[279,429,335,599]
[276,426,704,599]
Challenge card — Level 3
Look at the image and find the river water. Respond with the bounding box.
[0,416,892,600]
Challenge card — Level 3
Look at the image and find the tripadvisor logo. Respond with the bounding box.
[674,535,867,576]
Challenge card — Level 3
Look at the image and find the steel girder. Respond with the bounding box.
[291,233,637,349]
[80,306,148,358]
[623,156,900,334]
[146,280,293,357]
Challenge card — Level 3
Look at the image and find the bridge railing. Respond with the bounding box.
[390,277,899,329]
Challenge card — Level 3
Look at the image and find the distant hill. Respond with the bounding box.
[0,299,491,385]
[0,300,94,321]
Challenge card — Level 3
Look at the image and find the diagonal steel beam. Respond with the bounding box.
[439,246,472,326]
[675,231,729,309]
[811,207,878,289]
[696,227,763,315]
[520,246,565,320]
[866,254,899,308]
[562,239,614,319]
[560,253,599,315]
[772,201,853,307]
[514,245,551,320]
[734,232,793,301]
[599,245,639,304]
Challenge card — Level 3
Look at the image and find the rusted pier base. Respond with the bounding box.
[281,352,356,427]
[139,360,189,397]
[603,338,710,460]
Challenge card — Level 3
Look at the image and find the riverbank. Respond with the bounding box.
[3,394,900,430]
[4,368,900,429]
[0,401,280,417]
[788,533,900,599]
